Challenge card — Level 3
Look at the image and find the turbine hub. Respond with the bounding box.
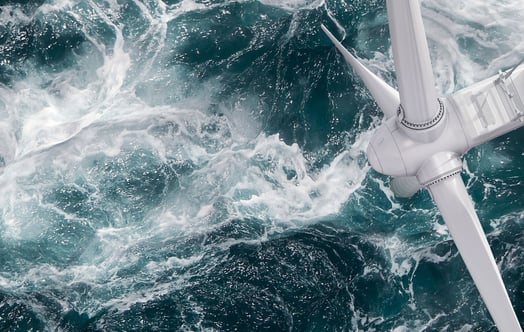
[366,99,469,178]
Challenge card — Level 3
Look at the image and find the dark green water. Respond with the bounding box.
[0,0,522,330]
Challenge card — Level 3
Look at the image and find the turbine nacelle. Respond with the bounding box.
[368,57,524,179]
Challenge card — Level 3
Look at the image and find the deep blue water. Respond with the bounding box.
[0,0,522,331]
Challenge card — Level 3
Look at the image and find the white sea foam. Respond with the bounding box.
[258,0,325,12]
[422,0,524,92]
[0,5,32,24]
[225,133,369,223]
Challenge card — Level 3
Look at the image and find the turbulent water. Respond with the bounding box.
[0,0,522,330]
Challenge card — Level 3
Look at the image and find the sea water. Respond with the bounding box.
[0,0,522,330]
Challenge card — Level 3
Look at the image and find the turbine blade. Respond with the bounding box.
[447,64,524,148]
[386,0,440,125]
[321,24,399,119]
[428,174,522,332]
[390,176,422,198]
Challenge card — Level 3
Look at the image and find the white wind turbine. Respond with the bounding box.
[321,0,523,331]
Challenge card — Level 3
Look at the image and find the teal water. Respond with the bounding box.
[0,0,523,330]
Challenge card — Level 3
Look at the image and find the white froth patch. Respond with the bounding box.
[422,0,524,92]
[0,5,32,24]
[0,11,133,161]
[227,132,369,223]
[433,220,449,236]
[489,210,524,235]
[259,0,325,12]
[37,0,75,15]
[173,0,207,13]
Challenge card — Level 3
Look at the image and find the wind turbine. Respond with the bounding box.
[321,0,523,331]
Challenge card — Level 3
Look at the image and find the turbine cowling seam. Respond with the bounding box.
[398,98,445,130]
[424,170,462,187]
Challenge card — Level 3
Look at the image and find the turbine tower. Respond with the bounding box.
[322,0,523,331]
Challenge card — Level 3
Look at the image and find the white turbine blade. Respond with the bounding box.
[321,24,400,119]
[390,176,422,198]
[447,64,524,148]
[386,0,440,124]
[428,174,522,332]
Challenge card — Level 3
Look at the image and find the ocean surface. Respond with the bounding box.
[0,0,523,331]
